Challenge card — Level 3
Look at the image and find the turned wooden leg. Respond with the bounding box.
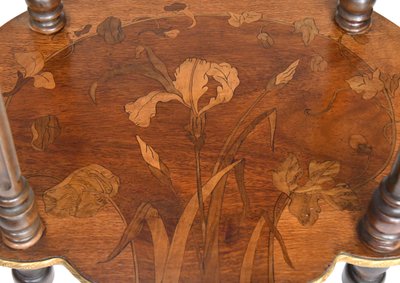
[0,98,44,249]
[343,264,388,283]
[12,267,55,283]
[335,0,376,34]
[344,153,400,282]
[358,153,400,253]
[25,0,66,34]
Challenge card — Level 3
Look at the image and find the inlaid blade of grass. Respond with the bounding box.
[240,210,293,282]
[226,109,277,161]
[162,160,241,283]
[103,202,170,283]
[268,193,290,283]
[240,215,264,283]
[234,159,249,217]
[263,212,293,269]
[205,60,300,280]
[204,108,278,281]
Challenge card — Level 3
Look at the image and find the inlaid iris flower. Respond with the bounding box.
[125,58,240,127]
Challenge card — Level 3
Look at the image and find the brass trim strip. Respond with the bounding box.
[312,253,400,282]
[1,252,399,283]
[0,257,91,283]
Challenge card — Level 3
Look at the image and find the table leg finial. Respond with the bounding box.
[335,0,376,34]
[25,0,66,35]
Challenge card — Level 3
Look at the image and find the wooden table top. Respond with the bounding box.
[1,0,400,282]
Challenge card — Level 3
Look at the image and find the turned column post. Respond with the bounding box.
[12,267,55,283]
[335,0,376,34]
[342,264,388,283]
[25,0,66,34]
[0,97,44,249]
[343,152,400,283]
[359,153,400,253]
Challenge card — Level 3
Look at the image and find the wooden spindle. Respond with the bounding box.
[342,264,388,283]
[12,266,54,283]
[25,0,66,34]
[343,152,400,282]
[0,97,44,249]
[335,0,376,34]
[358,152,400,253]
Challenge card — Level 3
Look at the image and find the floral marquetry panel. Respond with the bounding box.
[1,0,400,282]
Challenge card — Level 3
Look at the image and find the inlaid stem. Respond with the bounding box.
[0,97,44,249]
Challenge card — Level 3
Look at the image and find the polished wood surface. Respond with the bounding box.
[1,1,400,282]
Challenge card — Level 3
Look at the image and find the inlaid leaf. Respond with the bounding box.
[164,29,180,38]
[33,72,56,89]
[346,69,384,100]
[322,183,360,211]
[289,192,321,226]
[228,12,244,27]
[31,115,61,151]
[380,72,400,98]
[136,135,162,170]
[43,164,120,218]
[164,2,187,11]
[310,55,327,72]
[349,134,367,149]
[257,32,274,48]
[148,162,175,193]
[15,51,44,77]
[74,24,92,37]
[349,134,372,155]
[97,16,125,44]
[275,59,300,85]
[228,11,262,27]
[136,136,174,191]
[163,3,196,28]
[144,46,175,88]
[272,153,302,195]
[242,11,262,23]
[125,91,182,127]
[104,202,169,283]
[89,81,98,103]
[163,160,241,283]
[294,18,319,46]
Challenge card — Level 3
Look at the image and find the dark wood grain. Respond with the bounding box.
[1,1,400,282]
